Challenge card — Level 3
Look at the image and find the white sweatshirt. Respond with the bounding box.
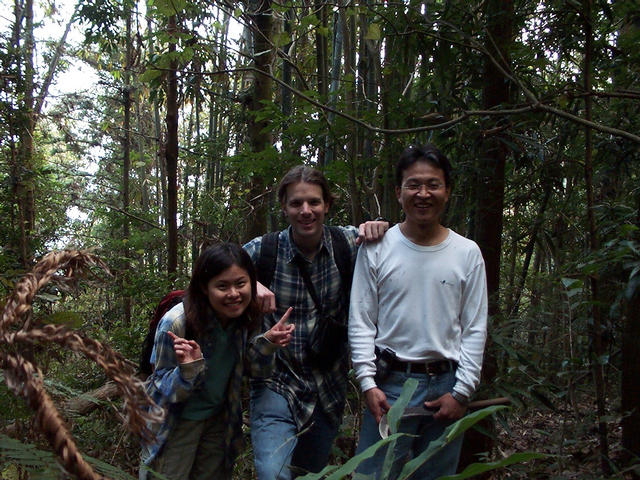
[348,225,488,397]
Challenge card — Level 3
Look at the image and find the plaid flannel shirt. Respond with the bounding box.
[244,225,358,428]
[139,302,277,476]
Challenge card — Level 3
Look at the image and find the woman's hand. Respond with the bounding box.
[264,307,295,347]
[167,331,203,364]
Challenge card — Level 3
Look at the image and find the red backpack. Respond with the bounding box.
[139,290,185,375]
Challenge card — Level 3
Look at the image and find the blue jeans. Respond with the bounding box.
[355,370,464,480]
[250,385,339,480]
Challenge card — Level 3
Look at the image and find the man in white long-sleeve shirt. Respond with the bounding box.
[349,143,488,479]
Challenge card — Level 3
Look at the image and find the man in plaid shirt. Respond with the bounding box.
[244,166,388,479]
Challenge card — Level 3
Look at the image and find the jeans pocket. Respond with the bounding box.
[424,371,457,401]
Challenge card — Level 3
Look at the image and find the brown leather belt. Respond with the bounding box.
[391,359,457,376]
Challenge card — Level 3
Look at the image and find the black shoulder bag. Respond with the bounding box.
[293,256,348,370]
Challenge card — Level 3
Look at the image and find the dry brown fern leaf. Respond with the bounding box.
[0,250,162,480]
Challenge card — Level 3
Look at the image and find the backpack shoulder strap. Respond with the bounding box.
[328,226,354,293]
[256,231,280,288]
[140,289,185,375]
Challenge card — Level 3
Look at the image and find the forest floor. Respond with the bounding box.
[1,390,636,479]
[491,396,634,479]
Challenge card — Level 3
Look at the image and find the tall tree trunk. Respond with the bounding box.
[15,0,36,267]
[622,195,640,474]
[510,187,551,318]
[379,32,397,222]
[121,4,132,324]
[192,57,202,266]
[148,14,166,273]
[620,14,640,476]
[582,0,609,472]
[34,4,76,117]
[463,0,513,471]
[136,94,150,213]
[281,7,293,124]
[358,1,378,218]
[165,13,179,280]
[245,0,274,240]
[324,11,343,167]
[315,0,328,166]
[340,1,362,224]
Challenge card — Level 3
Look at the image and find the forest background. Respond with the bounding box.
[1,0,639,478]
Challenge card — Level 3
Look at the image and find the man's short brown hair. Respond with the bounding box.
[277,165,336,206]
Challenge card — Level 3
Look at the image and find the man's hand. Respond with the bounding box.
[256,281,276,313]
[264,307,295,347]
[167,331,202,364]
[424,393,467,421]
[364,387,391,424]
[356,221,390,245]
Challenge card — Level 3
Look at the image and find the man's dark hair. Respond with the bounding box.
[277,165,336,206]
[395,144,453,189]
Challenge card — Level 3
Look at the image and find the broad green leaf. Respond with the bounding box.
[154,0,187,16]
[566,287,582,298]
[45,311,84,328]
[397,406,509,479]
[35,293,59,302]
[274,32,291,48]
[438,452,548,479]
[561,277,581,289]
[387,378,418,434]
[445,405,509,442]
[301,14,319,29]
[365,23,381,40]
[140,68,163,83]
[297,432,405,480]
[181,46,195,63]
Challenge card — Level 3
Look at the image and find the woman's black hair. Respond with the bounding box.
[184,242,258,338]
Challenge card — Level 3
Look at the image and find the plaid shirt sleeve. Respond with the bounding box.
[148,305,206,405]
[245,333,279,378]
[243,236,261,263]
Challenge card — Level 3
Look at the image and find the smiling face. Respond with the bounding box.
[282,181,330,254]
[204,264,252,324]
[396,160,451,228]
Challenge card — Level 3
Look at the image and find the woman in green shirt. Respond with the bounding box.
[141,243,294,479]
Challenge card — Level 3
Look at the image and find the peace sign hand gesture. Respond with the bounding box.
[167,331,203,364]
[264,307,295,348]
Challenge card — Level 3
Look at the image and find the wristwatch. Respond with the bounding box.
[451,391,470,406]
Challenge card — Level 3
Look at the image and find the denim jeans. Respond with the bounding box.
[250,385,338,479]
[354,370,464,480]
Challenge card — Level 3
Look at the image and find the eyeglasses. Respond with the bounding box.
[401,181,445,192]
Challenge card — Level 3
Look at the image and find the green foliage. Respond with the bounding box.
[2,0,639,477]
[439,452,548,480]
[298,391,534,480]
[396,407,516,479]
[386,379,418,436]
[0,434,137,480]
[0,434,61,479]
